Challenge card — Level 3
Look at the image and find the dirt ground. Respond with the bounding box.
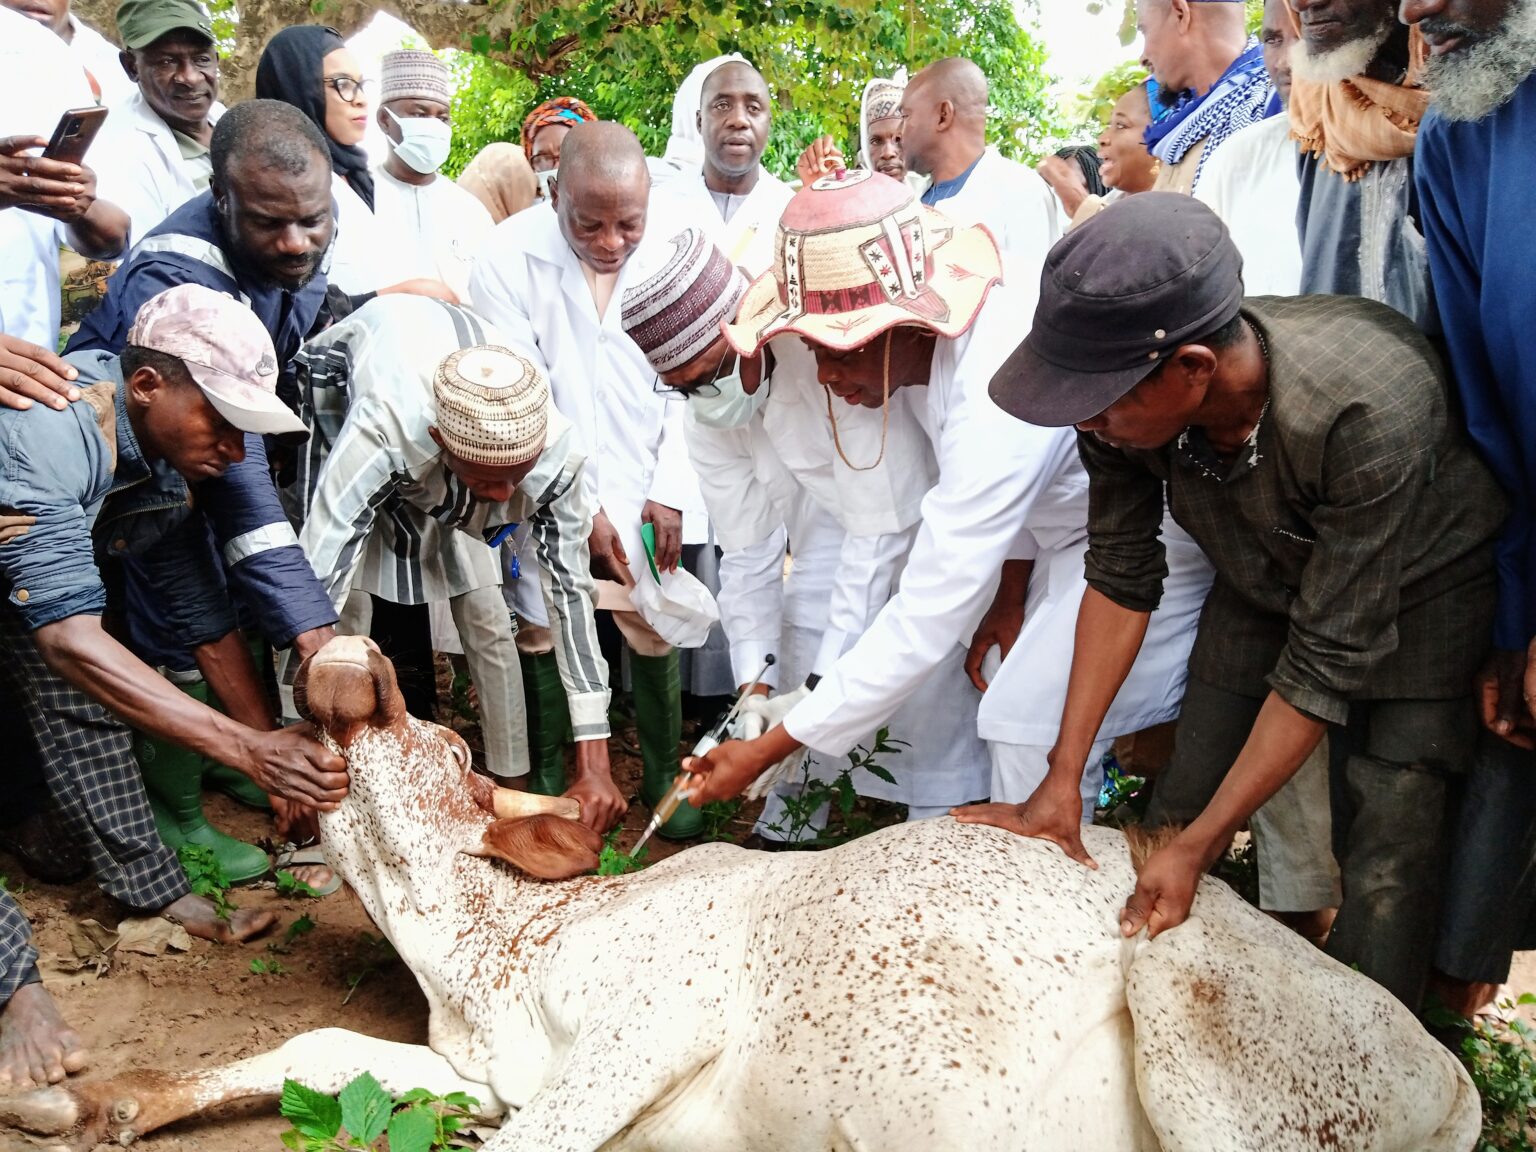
[5,716,1534,1150]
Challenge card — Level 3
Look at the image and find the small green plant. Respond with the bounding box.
[279,1072,480,1152]
[343,933,399,1006]
[269,914,316,956]
[177,844,236,921]
[276,870,324,899]
[768,728,906,848]
[595,829,647,877]
[1429,995,1536,1152]
[250,956,287,977]
[700,799,744,842]
[447,666,479,724]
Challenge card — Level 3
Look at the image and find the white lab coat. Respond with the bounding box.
[91,91,225,247]
[69,15,135,108]
[326,172,386,294]
[931,148,1062,288]
[468,199,692,628]
[0,7,94,348]
[371,166,495,303]
[1193,115,1303,297]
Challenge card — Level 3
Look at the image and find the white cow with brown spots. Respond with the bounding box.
[0,636,1479,1152]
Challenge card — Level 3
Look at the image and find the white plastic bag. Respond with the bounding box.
[628,562,720,649]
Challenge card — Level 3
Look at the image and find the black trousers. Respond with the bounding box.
[1146,677,1474,1011]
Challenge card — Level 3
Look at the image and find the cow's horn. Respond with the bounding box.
[491,788,581,822]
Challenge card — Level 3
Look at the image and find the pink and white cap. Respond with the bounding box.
[125,284,310,444]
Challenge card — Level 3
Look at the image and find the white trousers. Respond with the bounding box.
[988,738,1111,824]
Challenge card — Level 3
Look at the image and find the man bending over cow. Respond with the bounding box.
[0,285,348,1090]
[287,296,625,830]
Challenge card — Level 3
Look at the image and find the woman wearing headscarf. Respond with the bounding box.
[520,96,596,202]
[457,142,537,223]
[256,25,384,292]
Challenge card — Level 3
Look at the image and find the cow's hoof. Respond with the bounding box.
[0,1082,150,1149]
[0,1084,81,1138]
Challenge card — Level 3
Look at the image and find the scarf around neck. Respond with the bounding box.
[256,24,375,212]
[1143,38,1273,187]
[1287,25,1430,182]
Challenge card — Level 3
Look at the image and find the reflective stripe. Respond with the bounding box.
[223,522,300,566]
[133,235,252,305]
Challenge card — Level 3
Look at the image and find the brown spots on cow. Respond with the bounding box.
[1189,978,1222,1006]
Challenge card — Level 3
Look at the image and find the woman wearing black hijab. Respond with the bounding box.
[256,25,381,291]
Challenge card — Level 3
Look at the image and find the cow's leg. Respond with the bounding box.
[1125,899,1481,1152]
[0,1029,501,1149]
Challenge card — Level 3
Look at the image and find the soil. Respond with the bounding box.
[3,694,1532,1150]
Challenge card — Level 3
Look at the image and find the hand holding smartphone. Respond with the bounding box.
[42,106,109,166]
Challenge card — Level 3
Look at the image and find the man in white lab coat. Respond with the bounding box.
[899,56,1061,282]
[469,121,701,837]
[679,171,1207,818]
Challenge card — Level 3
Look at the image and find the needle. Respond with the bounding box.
[630,654,775,859]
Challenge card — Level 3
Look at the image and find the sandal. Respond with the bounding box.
[270,844,343,897]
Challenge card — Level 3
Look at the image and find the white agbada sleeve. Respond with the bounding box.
[783,340,1081,757]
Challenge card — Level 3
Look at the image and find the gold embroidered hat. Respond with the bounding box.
[722,168,1002,356]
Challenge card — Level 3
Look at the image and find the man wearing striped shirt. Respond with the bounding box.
[287,295,624,830]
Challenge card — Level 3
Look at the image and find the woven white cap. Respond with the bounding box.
[432,346,548,466]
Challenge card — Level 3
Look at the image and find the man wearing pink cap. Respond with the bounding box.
[0,284,346,1092]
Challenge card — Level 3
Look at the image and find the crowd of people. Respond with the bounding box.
[0,0,1531,1104]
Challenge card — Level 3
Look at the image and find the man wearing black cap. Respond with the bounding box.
[962,192,1506,1010]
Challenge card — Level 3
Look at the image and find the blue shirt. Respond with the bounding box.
[1416,74,1536,650]
[0,352,233,646]
[67,191,337,652]
[922,154,982,207]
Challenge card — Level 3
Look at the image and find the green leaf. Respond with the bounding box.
[279,1080,342,1142]
[386,1105,438,1152]
[339,1072,392,1146]
[864,763,897,786]
[469,32,491,55]
[440,1091,481,1112]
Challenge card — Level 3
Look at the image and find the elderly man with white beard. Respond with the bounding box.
[1401,0,1536,1017]
[1288,0,1434,326]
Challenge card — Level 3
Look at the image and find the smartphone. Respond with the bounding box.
[42,106,109,166]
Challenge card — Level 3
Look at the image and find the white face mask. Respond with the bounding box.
[535,168,558,202]
[387,109,453,175]
[686,358,761,429]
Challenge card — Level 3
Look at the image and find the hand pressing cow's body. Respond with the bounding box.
[0,636,1480,1152]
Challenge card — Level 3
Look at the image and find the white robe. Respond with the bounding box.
[468,198,692,628]
[370,167,496,300]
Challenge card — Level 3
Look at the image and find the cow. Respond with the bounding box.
[0,635,1480,1151]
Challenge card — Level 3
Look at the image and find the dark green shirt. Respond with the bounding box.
[1080,295,1505,725]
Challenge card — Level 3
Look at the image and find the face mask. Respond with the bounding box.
[535,168,558,202]
[686,359,762,430]
[387,109,453,175]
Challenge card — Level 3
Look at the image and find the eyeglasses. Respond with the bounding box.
[652,350,735,401]
[323,75,369,102]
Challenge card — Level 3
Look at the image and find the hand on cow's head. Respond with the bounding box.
[468,814,603,880]
[294,635,406,742]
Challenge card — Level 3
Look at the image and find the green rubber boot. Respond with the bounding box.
[521,651,571,796]
[134,680,270,884]
[633,649,701,840]
[203,648,274,811]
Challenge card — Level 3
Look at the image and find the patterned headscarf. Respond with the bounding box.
[520,96,597,164]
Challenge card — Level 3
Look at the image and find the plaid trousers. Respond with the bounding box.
[0,888,36,1005]
[0,607,188,914]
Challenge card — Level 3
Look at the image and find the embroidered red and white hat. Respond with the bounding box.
[722,168,1002,356]
[126,283,308,444]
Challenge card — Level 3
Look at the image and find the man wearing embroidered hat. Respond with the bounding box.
[0,282,353,1089]
[1136,0,1275,195]
[679,171,1211,828]
[288,295,624,831]
[625,223,980,842]
[371,49,494,300]
[971,192,1504,1010]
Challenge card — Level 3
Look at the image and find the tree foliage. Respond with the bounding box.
[1087,0,1264,46]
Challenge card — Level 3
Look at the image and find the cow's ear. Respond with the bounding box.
[469,814,603,880]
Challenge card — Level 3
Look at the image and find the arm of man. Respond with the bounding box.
[526,440,623,831]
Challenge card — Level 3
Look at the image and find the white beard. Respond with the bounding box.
[1290,21,1394,84]
[1421,0,1536,121]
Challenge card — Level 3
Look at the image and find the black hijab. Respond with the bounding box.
[255,25,375,211]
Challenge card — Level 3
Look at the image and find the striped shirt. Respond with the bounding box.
[288,296,611,739]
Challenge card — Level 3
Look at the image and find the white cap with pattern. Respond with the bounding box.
[432,346,549,466]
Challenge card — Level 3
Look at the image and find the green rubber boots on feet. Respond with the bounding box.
[520,650,571,797]
[633,650,700,840]
[134,677,269,884]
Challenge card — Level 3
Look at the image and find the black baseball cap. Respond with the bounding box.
[989,192,1244,428]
